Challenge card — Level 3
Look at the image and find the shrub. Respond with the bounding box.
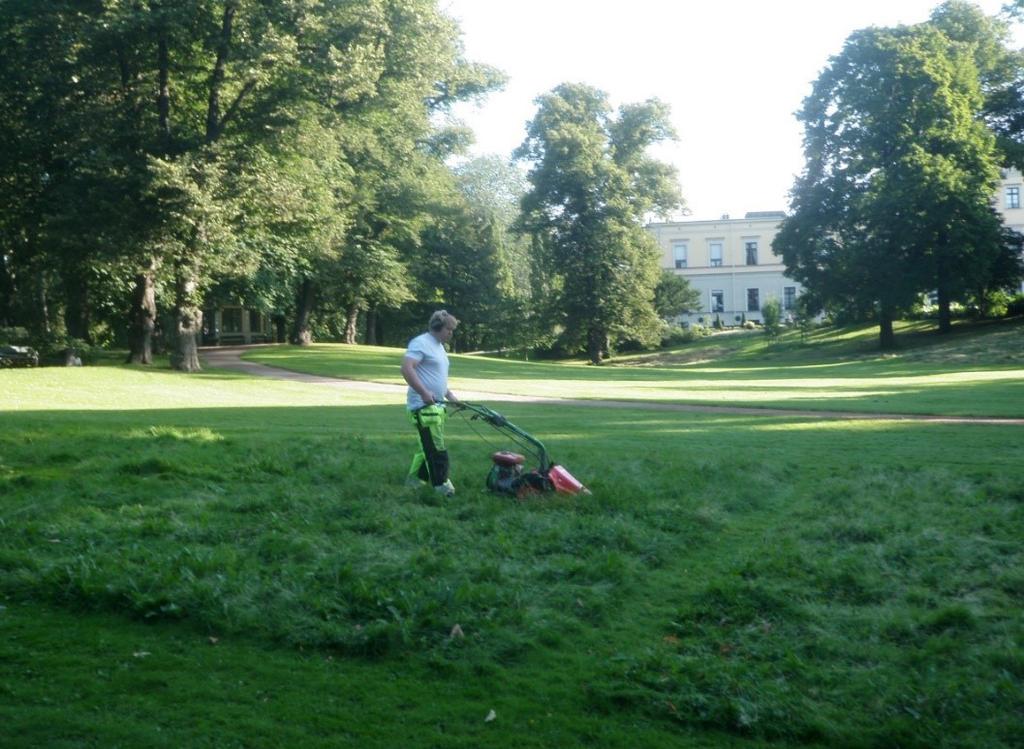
[659,323,710,346]
[0,327,30,345]
[660,324,694,347]
[761,298,782,338]
[794,296,820,340]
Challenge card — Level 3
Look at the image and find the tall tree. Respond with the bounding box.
[0,0,502,367]
[775,24,1020,348]
[516,84,683,364]
[286,0,504,347]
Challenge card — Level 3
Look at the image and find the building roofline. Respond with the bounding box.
[647,211,786,228]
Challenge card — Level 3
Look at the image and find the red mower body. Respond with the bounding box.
[457,402,590,499]
[548,464,590,495]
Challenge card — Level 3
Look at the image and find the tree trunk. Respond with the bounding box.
[170,262,202,372]
[343,303,359,344]
[291,277,314,345]
[976,286,990,318]
[0,252,13,327]
[205,1,237,144]
[127,261,157,364]
[34,269,51,335]
[63,266,91,342]
[587,326,605,365]
[878,308,896,350]
[936,286,952,334]
[365,307,378,345]
[157,33,171,147]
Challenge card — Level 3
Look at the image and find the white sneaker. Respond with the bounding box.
[434,479,455,497]
[405,476,426,489]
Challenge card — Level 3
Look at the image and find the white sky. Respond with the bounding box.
[443,0,1018,220]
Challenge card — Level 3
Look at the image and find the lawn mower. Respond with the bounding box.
[450,401,590,499]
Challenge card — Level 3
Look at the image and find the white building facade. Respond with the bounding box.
[997,167,1024,293]
[646,211,800,326]
[649,167,1024,325]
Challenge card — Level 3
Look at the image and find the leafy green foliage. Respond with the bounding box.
[761,298,782,339]
[775,20,1024,349]
[654,270,701,321]
[516,84,684,364]
[932,1,1024,169]
[0,1,508,365]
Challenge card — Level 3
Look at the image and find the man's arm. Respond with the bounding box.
[401,357,435,405]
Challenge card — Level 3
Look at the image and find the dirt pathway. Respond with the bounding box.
[200,346,1024,426]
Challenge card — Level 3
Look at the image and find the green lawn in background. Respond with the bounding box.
[1,327,1023,748]
[243,318,1024,417]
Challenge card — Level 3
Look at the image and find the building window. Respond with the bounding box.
[783,286,796,311]
[745,240,758,266]
[709,241,723,267]
[1007,186,1021,209]
[747,288,760,312]
[711,290,725,313]
[672,241,688,269]
[222,307,243,333]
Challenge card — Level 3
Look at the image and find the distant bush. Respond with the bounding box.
[794,297,820,340]
[762,299,782,338]
[660,323,711,347]
[742,320,756,330]
[1003,292,1024,318]
[0,327,30,345]
[660,324,693,347]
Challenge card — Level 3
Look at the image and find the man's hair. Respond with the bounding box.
[429,309,458,332]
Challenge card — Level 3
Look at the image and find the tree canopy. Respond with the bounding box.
[515,83,683,364]
[0,0,513,367]
[774,16,1023,348]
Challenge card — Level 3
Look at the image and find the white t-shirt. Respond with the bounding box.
[404,332,449,411]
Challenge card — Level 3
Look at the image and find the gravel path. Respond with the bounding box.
[200,346,1024,426]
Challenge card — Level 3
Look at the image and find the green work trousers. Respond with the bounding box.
[408,404,449,486]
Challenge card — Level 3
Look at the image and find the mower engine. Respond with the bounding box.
[486,450,589,499]
[454,402,590,499]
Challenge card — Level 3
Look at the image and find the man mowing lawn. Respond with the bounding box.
[401,309,461,496]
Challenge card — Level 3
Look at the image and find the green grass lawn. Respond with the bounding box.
[2,329,1023,747]
[243,318,1024,418]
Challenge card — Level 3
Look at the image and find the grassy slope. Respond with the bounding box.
[1,328,1023,747]
[242,318,1024,417]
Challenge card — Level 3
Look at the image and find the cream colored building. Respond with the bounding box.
[997,167,1024,293]
[647,211,800,325]
[997,167,1024,230]
[650,168,1024,324]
